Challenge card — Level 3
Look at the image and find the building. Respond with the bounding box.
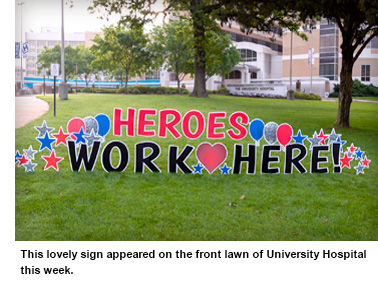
[282,19,378,96]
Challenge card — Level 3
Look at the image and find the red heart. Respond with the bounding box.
[196,143,227,174]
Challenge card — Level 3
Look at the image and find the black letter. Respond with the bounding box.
[261,145,281,174]
[232,144,256,174]
[285,144,307,174]
[168,145,194,173]
[68,141,100,171]
[101,141,129,172]
[311,145,329,173]
[135,142,161,173]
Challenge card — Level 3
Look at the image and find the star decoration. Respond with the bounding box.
[361,156,371,168]
[83,129,101,147]
[317,129,329,145]
[23,160,37,172]
[336,136,347,152]
[291,129,307,144]
[42,150,64,171]
[347,150,355,158]
[354,162,365,175]
[17,155,28,167]
[327,128,341,144]
[36,132,56,152]
[193,162,204,174]
[307,132,322,150]
[220,163,231,175]
[34,120,54,138]
[354,148,364,159]
[15,150,22,163]
[23,145,38,160]
[347,143,356,153]
[73,127,87,144]
[340,152,354,169]
[52,127,70,146]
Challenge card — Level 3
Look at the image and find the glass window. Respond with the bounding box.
[225,70,241,79]
[170,73,178,81]
[237,49,257,62]
[145,69,161,80]
[361,65,370,82]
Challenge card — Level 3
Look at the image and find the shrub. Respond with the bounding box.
[128,87,140,94]
[294,91,321,100]
[330,79,378,97]
[207,88,229,94]
[115,85,189,94]
[95,88,117,94]
[82,87,94,93]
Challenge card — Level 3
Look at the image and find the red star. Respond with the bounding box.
[52,127,70,146]
[42,150,63,171]
[347,143,356,153]
[17,155,28,166]
[361,156,371,168]
[317,129,329,145]
[340,152,354,169]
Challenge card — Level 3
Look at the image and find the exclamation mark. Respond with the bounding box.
[332,143,341,173]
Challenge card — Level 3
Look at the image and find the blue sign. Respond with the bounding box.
[22,42,28,58]
[15,42,20,59]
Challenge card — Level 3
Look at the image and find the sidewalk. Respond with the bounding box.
[322,97,378,103]
[15,95,49,129]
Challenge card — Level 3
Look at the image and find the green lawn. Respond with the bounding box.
[353,96,378,102]
[15,94,378,240]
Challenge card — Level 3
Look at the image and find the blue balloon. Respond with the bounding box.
[95,114,111,137]
[249,119,264,145]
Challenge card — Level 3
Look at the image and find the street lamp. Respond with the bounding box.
[287,30,295,100]
[18,2,25,89]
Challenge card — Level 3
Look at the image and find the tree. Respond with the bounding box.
[151,19,194,94]
[90,25,152,93]
[37,45,61,77]
[76,45,96,87]
[287,0,378,128]
[88,0,298,97]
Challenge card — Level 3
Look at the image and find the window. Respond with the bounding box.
[237,49,257,62]
[361,65,370,82]
[251,72,257,79]
[170,73,178,81]
[145,69,161,80]
[225,70,241,79]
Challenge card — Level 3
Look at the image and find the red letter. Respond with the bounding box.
[207,112,226,139]
[159,109,182,138]
[227,112,249,140]
[182,110,205,139]
[113,108,135,136]
[138,109,157,137]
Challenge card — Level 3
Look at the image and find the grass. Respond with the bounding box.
[15,93,378,240]
[353,96,378,102]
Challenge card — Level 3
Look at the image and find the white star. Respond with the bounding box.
[23,160,37,172]
[307,131,322,150]
[23,145,38,160]
[34,120,54,138]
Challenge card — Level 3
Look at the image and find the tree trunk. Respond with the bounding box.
[176,64,181,94]
[190,0,208,98]
[335,50,354,128]
[124,71,129,94]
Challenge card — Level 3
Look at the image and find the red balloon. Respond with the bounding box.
[277,123,293,150]
[67,118,85,141]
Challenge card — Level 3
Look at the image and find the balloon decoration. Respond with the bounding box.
[249,119,264,146]
[95,113,111,139]
[83,116,99,135]
[263,122,278,145]
[67,118,85,141]
[277,123,293,151]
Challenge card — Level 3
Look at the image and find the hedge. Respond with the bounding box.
[294,91,321,100]
[116,86,189,94]
[329,79,378,97]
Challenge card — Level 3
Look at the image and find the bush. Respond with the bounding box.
[330,79,378,97]
[115,85,189,94]
[95,88,117,94]
[294,91,321,100]
[207,88,229,94]
[82,87,94,93]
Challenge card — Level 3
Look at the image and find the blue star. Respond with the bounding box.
[15,150,22,163]
[355,148,364,159]
[336,136,347,152]
[36,132,56,152]
[291,129,307,144]
[193,162,204,174]
[220,163,231,174]
[73,127,87,144]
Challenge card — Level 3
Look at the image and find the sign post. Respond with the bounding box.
[51,63,59,117]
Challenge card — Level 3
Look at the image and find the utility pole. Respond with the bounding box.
[18,2,25,89]
[287,30,294,100]
[61,0,65,83]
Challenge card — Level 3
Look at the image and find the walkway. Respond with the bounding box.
[15,95,49,129]
[322,97,378,103]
